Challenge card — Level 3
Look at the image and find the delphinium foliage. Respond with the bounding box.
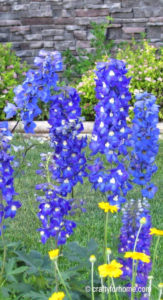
[89,58,132,208]
[36,87,87,246]
[4,50,62,133]
[0,122,21,234]
[119,92,160,299]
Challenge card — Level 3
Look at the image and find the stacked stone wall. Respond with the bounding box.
[0,0,162,63]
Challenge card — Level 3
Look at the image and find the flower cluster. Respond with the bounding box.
[4,50,62,133]
[129,92,159,199]
[0,122,21,234]
[119,198,152,298]
[89,59,132,207]
[36,87,87,245]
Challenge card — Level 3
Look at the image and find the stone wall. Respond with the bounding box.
[0,0,163,64]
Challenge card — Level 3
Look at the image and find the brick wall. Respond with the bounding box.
[0,0,163,64]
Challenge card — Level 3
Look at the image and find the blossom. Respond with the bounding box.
[150,228,163,236]
[124,252,150,263]
[0,122,21,235]
[4,50,62,133]
[88,59,132,208]
[129,92,159,199]
[98,202,118,213]
[49,292,65,300]
[48,249,59,260]
[36,87,87,245]
[98,260,123,278]
[89,255,96,263]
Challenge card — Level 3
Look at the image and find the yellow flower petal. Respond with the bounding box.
[48,249,59,260]
[98,260,123,278]
[124,252,150,263]
[150,228,163,236]
[49,291,65,300]
[98,202,118,213]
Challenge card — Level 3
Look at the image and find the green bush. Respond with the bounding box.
[63,17,114,84]
[0,43,28,120]
[76,40,163,121]
[117,39,163,120]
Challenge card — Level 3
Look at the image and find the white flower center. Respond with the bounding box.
[92,135,98,141]
[40,231,44,236]
[121,94,125,99]
[98,177,103,183]
[117,170,123,176]
[109,70,115,76]
[110,112,113,117]
[109,98,114,104]
[109,131,114,136]
[103,82,106,88]
[68,101,73,106]
[63,141,67,146]
[113,195,118,201]
[64,179,69,183]
[100,122,104,128]
[100,107,104,113]
[55,208,60,212]
[11,205,17,211]
[120,128,125,133]
[120,108,124,112]
[105,142,110,148]
[109,150,113,154]
[45,204,50,209]
[40,215,44,220]
[67,167,71,170]
[110,178,115,184]
[61,120,65,125]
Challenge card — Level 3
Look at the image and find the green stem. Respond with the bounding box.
[158,288,162,300]
[55,261,72,300]
[131,260,138,300]
[148,276,153,300]
[104,212,109,263]
[133,223,143,252]
[91,262,95,300]
[107,277,111,300]
[0,225,7,286]
[151,236,160,276]
[111,277,118,300]
[101,277,105,300]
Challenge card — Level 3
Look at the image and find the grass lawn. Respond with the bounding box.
[4,134,163,298]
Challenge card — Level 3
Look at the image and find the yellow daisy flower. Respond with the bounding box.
[124,252,150,263]
[98,260,123,278]
[49,292,65,300]
[149,228,163,236]
[48,249,59,260]
[158,283,163,288]
[98,202,118,213]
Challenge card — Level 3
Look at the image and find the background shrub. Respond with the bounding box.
[0,43,28,120]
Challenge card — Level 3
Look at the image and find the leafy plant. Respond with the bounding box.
[0,43,28,121]
[117,39,163,120]
[62,17,114,84]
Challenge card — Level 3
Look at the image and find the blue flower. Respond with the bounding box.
[88,59,131,207]
[129,92,159,199]
[0,122,21,234]
[36,86,87,245]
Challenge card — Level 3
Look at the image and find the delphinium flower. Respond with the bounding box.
[88,59,132,208]
[129,92,159,200]
[119,198,152,299]
[0,122,21,235]
[36,87,87,245]
[4,50,62,133]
